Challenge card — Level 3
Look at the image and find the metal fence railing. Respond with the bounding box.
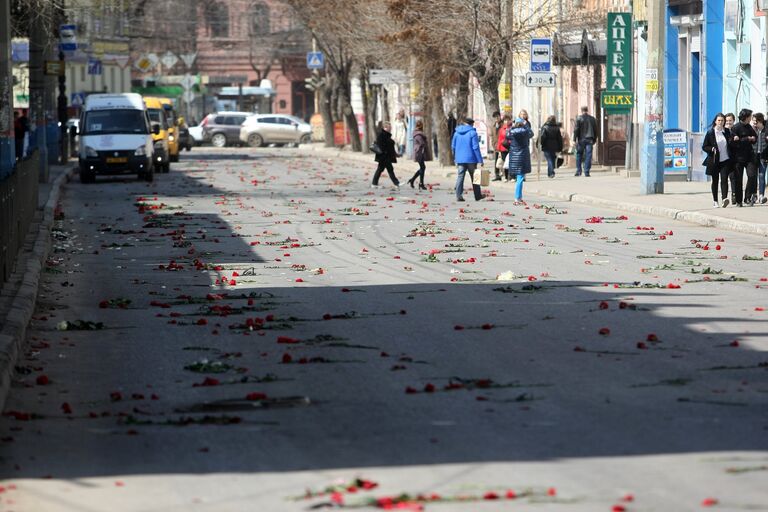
[0,152,40,283]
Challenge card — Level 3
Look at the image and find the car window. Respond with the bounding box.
[260,117,277,124]
[214,116,225,125]
[232,116,247,125]
[277,118,293,125]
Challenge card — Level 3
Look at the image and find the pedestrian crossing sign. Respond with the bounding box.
[307,52,324,70]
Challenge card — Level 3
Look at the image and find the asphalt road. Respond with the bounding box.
[1,147,766,511]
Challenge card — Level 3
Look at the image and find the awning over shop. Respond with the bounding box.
[553,30,607,66]
[131,85,197,97]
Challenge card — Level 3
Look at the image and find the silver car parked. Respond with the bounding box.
[239,114,312,147]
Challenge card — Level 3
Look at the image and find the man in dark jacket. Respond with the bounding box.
[573,106,598,177]
[539,116,564,178]
[371,121,400,189]
[729,108,756,206]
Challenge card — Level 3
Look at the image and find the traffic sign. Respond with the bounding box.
[180,52,197,69]
[307,52,324,69]
[183,90,196,104]
[530,38,552,72]
[160,51,178,70]
[87,59,102,76]
[525,72,556,88]
[59,24,77,52]
[369,69,409,85]
[180,73,196,91]
[71,92,86,107]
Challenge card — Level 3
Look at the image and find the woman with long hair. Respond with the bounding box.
[407,120,428,190]
[702,113,733,208]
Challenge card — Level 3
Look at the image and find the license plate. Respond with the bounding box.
[106,157,128,163]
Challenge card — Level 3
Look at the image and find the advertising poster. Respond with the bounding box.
[663,129,688,173]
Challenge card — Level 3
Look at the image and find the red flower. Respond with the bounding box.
[277,336,300,344]
[99,300,109,309]
[36,375,50,386]
[612,506,626,512]
[423,383,436,393]
[599,327,611,335]
[193,377,220,387]
[454,325,465,330]
[547,487,557,496]
[481,323,493,330]
[245,392,267,401]
[281,353,293,364]
[61,402,72,414]
[622,494,634,502]
[701,497,719,507]
[619,301,628,309]
[636,342,647,349]
[647,333,659,342]
[295,278,304,283]
[505,490,517,499]
[599,301,609,310]
[730,340,740,347]
[110,391,123,402]
[483,492,499,500]
[573,346,586,352]
[667,283,681,289]
[405,386,418,394]
[196,318,208,326]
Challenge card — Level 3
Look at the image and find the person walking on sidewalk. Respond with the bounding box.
[371,122,401,189]
[729,108,756,207]
[754,114,768,204]
[494,114,512,181]
[750,113,768,205]
[506,117,534,204]
[702,113,733,208]
[392,111,408,157]
[452,118,484,202]
[539,115,564,178]
[573,106,598,177]
[407,120,428,190]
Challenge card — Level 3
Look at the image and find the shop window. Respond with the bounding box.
[279,100,287,109]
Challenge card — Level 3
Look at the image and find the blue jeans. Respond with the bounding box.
[575,140,594,175]
[759,161,767,197]
[515,173,526,200]
[455,163,477,199]
[543,150,557,176]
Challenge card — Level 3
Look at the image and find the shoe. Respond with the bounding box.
[418,183,427,190]
[548,174,555,178]
[736,203,743,207]
[722,198,729,208]
[371,184,380,189]
[574,173,581,177]
[584,173,591,177]
[407,178,415,188]
[761,196,767,204]
[394,185,400,190]
[713,201,720,208]
[457,197,465,202]
[492,177,502,181]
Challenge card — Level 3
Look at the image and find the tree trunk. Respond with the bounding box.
[455,70,470,122]
[360,70,376,152]
[479,75,502,153]
[381,87,390,123]
[432,87,453,167]
[320,85,334,148]
[422,90,434,161]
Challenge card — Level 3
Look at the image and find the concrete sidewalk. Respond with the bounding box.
[305,143,768,237]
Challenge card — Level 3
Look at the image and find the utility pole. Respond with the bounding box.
[57,0,68,164]
[640,0,664,194]
[0,0,14,178]
[29,6,49,182]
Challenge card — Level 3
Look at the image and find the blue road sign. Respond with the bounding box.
[530,38,552,72]
[87,59,102,76]
[60,24,78,52]
[307,52,324,70]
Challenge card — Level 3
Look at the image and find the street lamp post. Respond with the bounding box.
[57,1,68,164]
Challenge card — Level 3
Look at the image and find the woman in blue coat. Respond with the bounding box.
[506,118,534,203]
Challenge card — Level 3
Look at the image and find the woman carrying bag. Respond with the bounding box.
[539,115,564,178]
[505,117,534,204]
[702,113,733,208]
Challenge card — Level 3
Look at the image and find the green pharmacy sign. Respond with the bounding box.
[606,12,633,112]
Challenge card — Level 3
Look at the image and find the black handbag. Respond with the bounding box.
[556,156,565,168]
[369,142,383,155]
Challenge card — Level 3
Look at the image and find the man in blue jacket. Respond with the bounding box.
[452,118,484,201]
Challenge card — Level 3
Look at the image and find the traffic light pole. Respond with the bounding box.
[640,0,665,194]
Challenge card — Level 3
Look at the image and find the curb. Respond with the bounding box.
[305,145,767,237]
[0,166,75,411]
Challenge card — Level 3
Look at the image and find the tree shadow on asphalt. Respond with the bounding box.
[1,153,767,480]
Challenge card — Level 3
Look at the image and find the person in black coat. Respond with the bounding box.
[371,121,400,188]
[702,113,733,208]
[728,108,756,206]
[539,115,564,178]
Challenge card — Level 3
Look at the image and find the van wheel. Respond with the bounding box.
[248,133,263,147]
[80,168,95,183]
[299,134,311,145]
[211,133,227,147]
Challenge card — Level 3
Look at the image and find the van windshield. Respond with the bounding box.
[83,109,148,135]
[147,108,168,130]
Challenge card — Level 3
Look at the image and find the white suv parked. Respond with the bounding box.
[239,114,312,147]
